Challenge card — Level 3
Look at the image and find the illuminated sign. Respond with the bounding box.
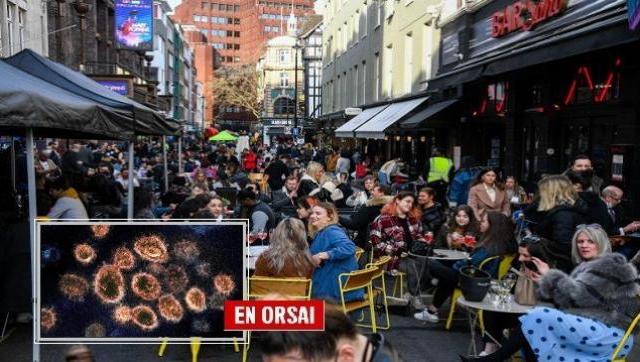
[95,79,132,97]
[491,0,569,38]
[115,0,153,50]
[630,0,640,30]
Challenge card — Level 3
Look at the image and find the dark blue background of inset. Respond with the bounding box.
[39,223,244,339]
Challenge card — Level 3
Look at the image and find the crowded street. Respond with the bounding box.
[2,0,640,361]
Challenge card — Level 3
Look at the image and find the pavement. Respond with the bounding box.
[0,306,472,362]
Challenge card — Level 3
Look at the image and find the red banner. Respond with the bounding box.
[224,300,325,331]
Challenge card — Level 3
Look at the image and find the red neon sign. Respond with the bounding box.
[491,0,569,38]
[563,58,622,105]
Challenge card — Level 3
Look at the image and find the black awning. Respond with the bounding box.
[425,66,484,91]
[4,49,179,136]
[0,60,133,140]
[400,99,458,129]
[484,13,636,76]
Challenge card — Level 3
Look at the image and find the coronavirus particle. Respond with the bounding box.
[133,234,169,263]
[113,305,132,324]
[58,273,89,301]
[173,240,200,263]
[147,263,166,276]
[184,287,207,313]
[113,247,135,270]
[41,307,57,332]
[213,274,236,296]
[195,263,211,278]
[131,272,162,301]
[85,322,106,338]
[131,305,159,331]
[73,243,97,266]
[94,264,126,304]
[208,292,226,311]
[157,294,184,323]
[162,265,189,294]
[91,224,110,238]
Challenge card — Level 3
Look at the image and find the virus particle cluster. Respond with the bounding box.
[41,307,57,332]
[94,265,126,304]
[85,322,106,338]
[73,244,97,266]
[173,240,200,263]
[113,305,132,324]
[133,235,169,263]
[131,305,159,331]
[185,287,207,313]
[207,292,226,311]
[58,274,89,301]
[157,294,184,323]
[213,274,236,296]
[91,224,110,239]
[195,263,211,278]
[162,265,189,294]
[113,247,136,270]
[131,272,162,301]
[192,319,211,333]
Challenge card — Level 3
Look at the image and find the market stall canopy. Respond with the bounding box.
[204,127,219,138]
[209,130,238,142]
[0,60,133,140]
[5,49,179,136]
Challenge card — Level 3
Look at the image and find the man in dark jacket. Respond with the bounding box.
[264,155,290,191]
[417,187,446,235]
[236,189,276,234]
[271,176,298,214]
[340,185,392,248]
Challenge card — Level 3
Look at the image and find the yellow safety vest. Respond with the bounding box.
[427,157,453,183]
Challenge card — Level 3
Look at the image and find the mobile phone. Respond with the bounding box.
[523,260,538,273]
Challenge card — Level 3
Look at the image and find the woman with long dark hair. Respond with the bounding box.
[468,168,510,221]
[435,205,481,250]
[415,211,516,323]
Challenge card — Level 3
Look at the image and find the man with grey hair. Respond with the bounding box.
[601,185,640,236]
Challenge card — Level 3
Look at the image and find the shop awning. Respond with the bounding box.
[334,105,387,138]
[400,99,458,129]
[355,97,428,139]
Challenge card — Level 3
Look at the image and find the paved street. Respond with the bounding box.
[1,308,473,361]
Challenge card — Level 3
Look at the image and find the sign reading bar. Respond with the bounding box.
[115,0,153,50]
[224,300,324,331]
[491,0,569,38]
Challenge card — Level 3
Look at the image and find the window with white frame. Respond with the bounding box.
[353,65,358,105]
[278,49,290,63]
[374,52,380,101]
[280,72,289,87]
[384,44,393,96]
[423,23,433,80]
[354,11,360,42]
[404,33,413,94]
[361,4,367,38]
[361,61,366,104]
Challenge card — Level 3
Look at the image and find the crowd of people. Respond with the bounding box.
[4,134,640,361]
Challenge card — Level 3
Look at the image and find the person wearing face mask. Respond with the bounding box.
[462,225,640,362]
[308,202,362,302]
[369,192,430,308]
[468,168,510,221]
[434,205,481,250]
[415,211,516,323]
[261,304,399,362]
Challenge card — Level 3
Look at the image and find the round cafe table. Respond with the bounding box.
[428,248,470,261]
[457,295,533,356]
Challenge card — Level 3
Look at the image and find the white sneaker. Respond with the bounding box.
[414,309,439,323]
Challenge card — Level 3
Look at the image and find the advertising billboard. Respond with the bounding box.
[115,0,153,50]
[95,79,132,97]
[630,0,640,30]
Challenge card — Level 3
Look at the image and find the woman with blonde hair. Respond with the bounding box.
[254,218,315,278]
[525,175,587,272]
[308,202,362,302]
[297,161,325,198]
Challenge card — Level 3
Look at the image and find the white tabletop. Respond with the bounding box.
[248,245,269,270]
[457,295,533,314]
[428,248,470,261]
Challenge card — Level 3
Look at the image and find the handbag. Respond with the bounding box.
[514,272,537,305]
[410,240,433,256]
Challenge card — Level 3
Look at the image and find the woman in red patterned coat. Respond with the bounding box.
[369,191,431,308]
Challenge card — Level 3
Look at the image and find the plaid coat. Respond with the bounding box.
[369,213,427,268]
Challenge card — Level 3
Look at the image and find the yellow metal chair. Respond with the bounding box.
[337,267,382,332]
[611,311,640,361]
[445,254,515,330]
[366,255,393,330]
[158,337,208,362]
[242,276,312,362]
[355,247,365,263]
